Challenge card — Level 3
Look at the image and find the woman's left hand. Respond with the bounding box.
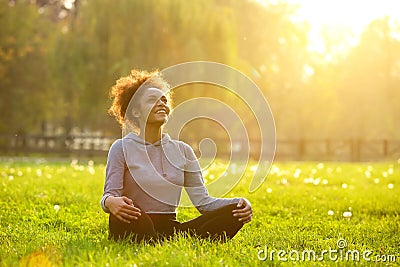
[232,198,252,224]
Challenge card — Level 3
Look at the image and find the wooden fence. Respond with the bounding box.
[0,133,114,157]
[0,133,399,161]
[275,139,400,161]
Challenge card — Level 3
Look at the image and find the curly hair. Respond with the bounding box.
[108,69,171,127]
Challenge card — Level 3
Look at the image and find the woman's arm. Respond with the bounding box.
[101,139,125,213]
[101,140,141,223]
[181,142,252,223]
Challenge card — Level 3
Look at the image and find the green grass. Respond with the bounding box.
[0,158,399,266]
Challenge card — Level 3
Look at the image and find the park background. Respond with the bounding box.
[0,1,400,266]
[1,0,400,161]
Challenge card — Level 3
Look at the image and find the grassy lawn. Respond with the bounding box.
[0,158,399,266]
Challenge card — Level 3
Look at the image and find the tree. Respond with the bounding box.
[0,1,56,133]
[336,17,400,139]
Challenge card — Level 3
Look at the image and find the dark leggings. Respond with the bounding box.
[109,204,244,243]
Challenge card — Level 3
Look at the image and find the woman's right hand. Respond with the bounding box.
[105,196,142,223]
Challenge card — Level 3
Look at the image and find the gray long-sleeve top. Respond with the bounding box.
[101,133,240,214]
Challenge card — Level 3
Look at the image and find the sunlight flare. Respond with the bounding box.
[267,0,400,57]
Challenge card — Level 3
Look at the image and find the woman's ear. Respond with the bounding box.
[131,109,141,118]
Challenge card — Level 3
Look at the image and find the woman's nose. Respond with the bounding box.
[156,99,166,106]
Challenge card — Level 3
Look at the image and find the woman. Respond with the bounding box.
[101,69,252,243]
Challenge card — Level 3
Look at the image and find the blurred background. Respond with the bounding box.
[1,0,399,161]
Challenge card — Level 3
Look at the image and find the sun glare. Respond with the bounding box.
[262,0,400,56]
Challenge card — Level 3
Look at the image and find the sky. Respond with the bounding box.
[290,0,400,30]
[260,0,400,55]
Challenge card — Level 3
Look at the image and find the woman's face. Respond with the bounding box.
[134,87,171,127]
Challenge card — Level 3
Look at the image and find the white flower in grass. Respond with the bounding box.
[249,165,258,172]
[388,183,394,189]
[71,159,78,166]
[270,165,280,175]
[374,178,380,184]
[266,188,272,193]
[341,183,348,189]
[8,175,14,181]
[343,211,352,220]
[231,163,237,174]
[304,177,313,184]
[88,167,95,175]
[293,168,301,178]
[322,179,328,185]
[54,205,60,212]
[328,210,334,216]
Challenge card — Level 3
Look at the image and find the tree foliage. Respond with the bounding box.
[0,0,399,140]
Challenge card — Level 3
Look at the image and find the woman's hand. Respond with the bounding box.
[105,196,142,223]
[232,198,252,224]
